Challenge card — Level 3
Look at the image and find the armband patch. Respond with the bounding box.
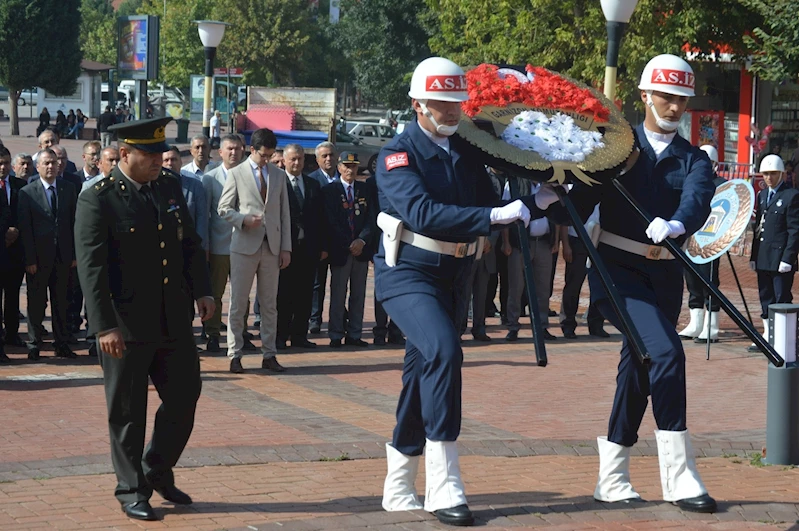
[385,152,409,171]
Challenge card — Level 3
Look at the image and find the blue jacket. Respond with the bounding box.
[373,120,499,301]
[321,180,375,266]
[751,181,799,271]
[308,168,339,189]
[178,170,209,251]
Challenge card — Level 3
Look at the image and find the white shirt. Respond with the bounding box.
[82,168,97,181]
[248,157,268,193]
[210,115,220,137]
[181,160,213,179]
[418,124,451,154]
[319,169,337,184]
[643,127,677,157]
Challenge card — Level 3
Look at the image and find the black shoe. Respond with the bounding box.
[330,338,342,348]
[276,340,288,350]
[253,318,261,328]
[562,329,578,339]
[500,316,509,326]
[229,358,244,373]
[291,338,317,348]
[433,504,474,526]
[27,348,40,361]
[675,493,717,513]
[541,329,557,341]
[548,309,557,317]
[472,332,491,342]
[154,485,192,505]
[122,500,158,521]
[0,350,9,363]
[309,326,321,335]
[262,356,286,372]
[243,330,254,340]
[505,330,519,342]
[5,334,25,347]
[373,336,386,346]
[589,327,610,338]
[242,338,257,351]
[388,335,406,346]
[55,345,77,359]
[694,337,718,344]
[206,337,220,353]
[344,337,369,347]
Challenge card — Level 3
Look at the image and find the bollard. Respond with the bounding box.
[765,303,799,465]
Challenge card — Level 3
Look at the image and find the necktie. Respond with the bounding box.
[258,167,268,202]
[48,185,57,216]
[0,178,5,190]
[347,185,355,238]
[768,190,774,204]
[140,185,158,218]
[291,177,304,206]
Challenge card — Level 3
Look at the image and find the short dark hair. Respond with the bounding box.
[168,146,181,156]
[220,133,243,148]
[0,146,10,159]
[250,128,277,151]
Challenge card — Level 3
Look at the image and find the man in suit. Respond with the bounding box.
[82,147,120,193]
[161,147,208,252]
[308,141,339,334]
[32,130,78,174]
[201,134,248,353]
[79,141,102,183]
[12,153,34,182]
[181,134,217,179]
[322,152,375,348]
[0,147,17,359]
[18,148,78,360]
[218,128,291,374]
[750,154,799,350]
[75,118,214,522]
[276,144,325,349]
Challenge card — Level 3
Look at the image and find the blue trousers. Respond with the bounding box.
[589,252,687,447]
[757,270,795,318]
[382,292,464,456]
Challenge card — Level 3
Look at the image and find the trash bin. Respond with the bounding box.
[175,118,190,143]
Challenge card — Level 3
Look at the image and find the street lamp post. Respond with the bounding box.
[600,0,639,101]
[194,20,229,138]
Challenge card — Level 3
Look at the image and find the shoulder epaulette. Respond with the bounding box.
[92,175,116,194]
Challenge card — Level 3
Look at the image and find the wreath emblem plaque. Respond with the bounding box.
[686,179,755,264]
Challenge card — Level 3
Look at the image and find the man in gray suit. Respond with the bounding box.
[17,149,78,360]
[161,147,208,252]
[201,134,246,353]
[218,128,291,374]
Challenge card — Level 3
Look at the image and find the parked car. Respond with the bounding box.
[335,130,381,174]
[18,88,37,106]
[0,86,9,100]
[345,121,397,147]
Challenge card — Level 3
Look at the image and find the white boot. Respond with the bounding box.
[655,429,715,512]
[423,439,468,512]
[749,319,769,350]
[593,436,641,502]
[382,443,423,511]
[678,308,705,339]
[695,311,719,342]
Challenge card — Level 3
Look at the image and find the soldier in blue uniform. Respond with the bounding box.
[375,57,532,527]
[537,54,717,512]
[749,154,799,349]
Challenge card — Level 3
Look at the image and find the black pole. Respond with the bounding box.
[203,46,217,139]
[605,21,627,68]
[554,187,651,366]
[726,251,754,324]
[612,178,784,367]
[705,259,714,360]
[508,178,547,367]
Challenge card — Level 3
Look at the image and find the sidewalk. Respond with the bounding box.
[0,250,797,530]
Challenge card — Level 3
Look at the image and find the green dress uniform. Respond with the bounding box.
[75,118,211,507]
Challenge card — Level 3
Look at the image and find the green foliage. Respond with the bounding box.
[427,0,759,104]
[0,0,82,134]
[741,0,799,82]
[117,0,143,17]
[336,0,432,108]
[80,0,116,66]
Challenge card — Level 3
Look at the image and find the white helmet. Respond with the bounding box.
[638,54,695,97]
[408,57,468,102]
[760,154,785,173]
[699,145,719,163]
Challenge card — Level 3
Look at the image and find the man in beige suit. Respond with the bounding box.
[217,128,291,374]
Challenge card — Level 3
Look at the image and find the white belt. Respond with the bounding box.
[599,231,676,261]
[400,230,477,258]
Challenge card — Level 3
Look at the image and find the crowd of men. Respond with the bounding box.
[0,124,617,368]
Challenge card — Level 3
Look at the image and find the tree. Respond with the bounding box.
[336,0,432,108]
[426,0,760,105]
[741,0,799,82]
[210,0,312,87]
[0,0,82,135]
[80,0,116,66]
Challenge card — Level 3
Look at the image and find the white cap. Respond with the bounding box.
[638,54,695,97]
[760,154,785,173]
[699,145,719,163]
[408,57,468,102]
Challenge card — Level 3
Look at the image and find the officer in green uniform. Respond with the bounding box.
[75,117,214,522]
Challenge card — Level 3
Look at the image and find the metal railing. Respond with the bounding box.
[717,161,755,181]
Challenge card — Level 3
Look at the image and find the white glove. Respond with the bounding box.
[490,199,531,227]
[749,261,756,271]
[534,184,571,210]
[779,261,792,273]
[645,217,685,244]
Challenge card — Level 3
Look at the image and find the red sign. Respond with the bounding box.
[385,152,409,171]
[425,75,467,92]
[650,68,695,89]
[213,67,243,76]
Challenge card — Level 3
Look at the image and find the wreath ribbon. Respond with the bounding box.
[548,161,601,185]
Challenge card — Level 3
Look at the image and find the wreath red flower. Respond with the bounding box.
[461,63,610,123]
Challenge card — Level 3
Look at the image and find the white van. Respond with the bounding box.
[101,83,134,110]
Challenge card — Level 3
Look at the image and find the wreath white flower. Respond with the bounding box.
[501,111,605,163]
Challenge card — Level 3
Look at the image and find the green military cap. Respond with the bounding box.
[108,117,173,153]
